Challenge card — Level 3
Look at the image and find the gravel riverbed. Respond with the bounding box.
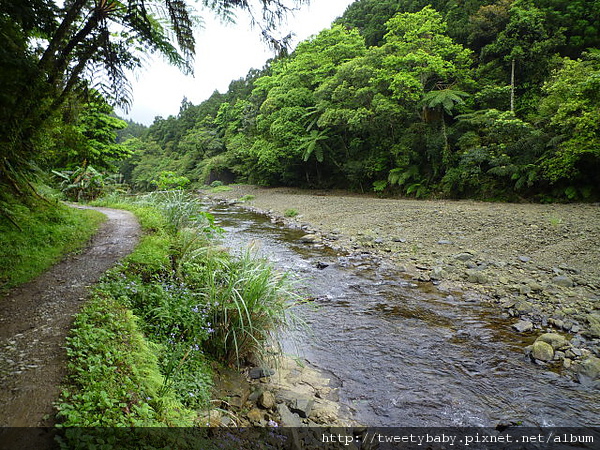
[206,185,600,384]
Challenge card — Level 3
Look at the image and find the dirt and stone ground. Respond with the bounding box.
[207,185,600,380]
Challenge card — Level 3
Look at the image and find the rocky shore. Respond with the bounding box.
[205,185,600,387]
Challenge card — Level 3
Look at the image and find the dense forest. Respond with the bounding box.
[1,0,600,207]
[119,0,600,201]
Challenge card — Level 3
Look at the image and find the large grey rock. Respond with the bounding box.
[576,356,600,383]
[513,320,533,333]
[299,234,321,244]
[552,276,574,288]
[290,397,314,419]
[585,314,600,338]
[277,403,303,427]
[531,341,554,361]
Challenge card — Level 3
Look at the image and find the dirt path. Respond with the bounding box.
[0,206,140,429]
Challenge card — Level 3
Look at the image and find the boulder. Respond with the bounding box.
[290,397,314,419]
[536,333,569,350]
[246,408,265,425]
[259,391,276,410]
[513,320,533,333]
[531,341,554,362]
[277,403,303,427]
[552,276,574,288]
[575,356,600,383]
[299,234,320,244]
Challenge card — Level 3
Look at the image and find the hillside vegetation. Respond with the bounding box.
[120,0,600,202]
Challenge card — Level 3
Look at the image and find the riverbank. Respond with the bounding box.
[205,185,600,384]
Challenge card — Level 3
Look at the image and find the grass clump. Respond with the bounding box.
[239,194,255,202]
[0,199,105,292]
[284,208,299,218]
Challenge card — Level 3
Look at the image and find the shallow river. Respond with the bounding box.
[208,202,599,428]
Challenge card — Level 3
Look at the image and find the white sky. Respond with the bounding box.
[120,0,356,125]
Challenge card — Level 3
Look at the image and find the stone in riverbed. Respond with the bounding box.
[454,252,473,261]
[259,391,276,410]
[531,341,554,362]
[299,234,321,244]
[290,397,314,418]
[552,275,574,288]
[277,403,303,427]
[536,332,570,350]
[575,356,600,383]
[513,320,533,333]
[430,266,445,280]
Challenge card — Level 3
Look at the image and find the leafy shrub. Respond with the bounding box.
[153,171,191,190]
[284,208,298,217]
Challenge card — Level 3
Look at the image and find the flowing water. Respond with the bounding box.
[208,201,599,428]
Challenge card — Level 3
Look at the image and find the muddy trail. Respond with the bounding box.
[0,206,140,432]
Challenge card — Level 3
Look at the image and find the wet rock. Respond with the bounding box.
[299,234,320,244]
[277,403,303,427]
[430,266,445,280]
[531,341,554,361]
[536,333,570,350]
[290,397,314,419]
[467,270,488,284]
[518,256,531,263]
[552,276,574,288]
[575,356,600,383]
[259,391,276,410]
[249,367,275,379]
[315,261,329,270]
[585,314,600,338]
[514,300,534,314]
[513,320,533,333]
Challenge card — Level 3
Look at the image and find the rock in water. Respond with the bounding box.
[299,234,320,244]
[575,356,600,383]
[513,320,533,333]
[536,333,569,350]
[531,341,554,362]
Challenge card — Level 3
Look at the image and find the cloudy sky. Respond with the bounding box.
[119,0,356,125]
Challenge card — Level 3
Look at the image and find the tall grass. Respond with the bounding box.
[0,199,105,291]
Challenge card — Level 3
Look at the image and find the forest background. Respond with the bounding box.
[2,0,600,209]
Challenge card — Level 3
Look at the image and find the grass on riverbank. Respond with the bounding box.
[0,197,105,292]
[58,191,298,442]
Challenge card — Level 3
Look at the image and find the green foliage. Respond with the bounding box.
[52,165,114,202]
[153,171,191,191]
[115,1,600,201]
[239,194,255,202]
[538,53,600,193]
[284,208,299,218]
[0,200,104,291]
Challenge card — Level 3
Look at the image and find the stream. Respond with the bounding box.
[208,201,599,428]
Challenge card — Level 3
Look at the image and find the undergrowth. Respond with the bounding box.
[58,191,299,444]
[0,196,105,292]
